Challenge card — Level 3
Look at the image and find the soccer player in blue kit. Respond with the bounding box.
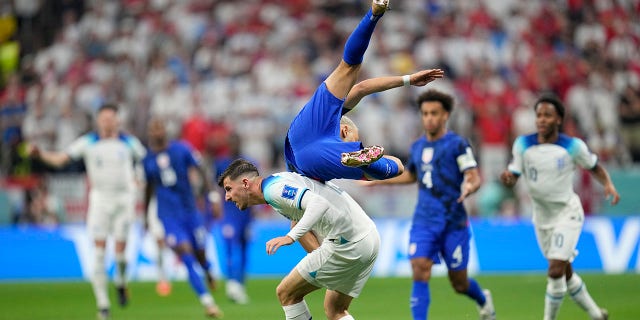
[285,0,402,182]
[363,89,496,320]
[142,118,223,318]
[213,132,254,304]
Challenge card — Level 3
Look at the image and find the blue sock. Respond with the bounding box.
[361,157,399,180]
[342,9,381,65]
[411,280,430,320]
[466,278,486,306]
[181,253,208,296]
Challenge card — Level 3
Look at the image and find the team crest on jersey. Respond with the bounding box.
[282,185,298,200]
[557,157,566,170]
[157,153,170,168]
[421,148,434,164]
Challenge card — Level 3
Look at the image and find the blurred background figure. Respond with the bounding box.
[213,132,255,305]
[145,195,172,297]
[142,118,223,318]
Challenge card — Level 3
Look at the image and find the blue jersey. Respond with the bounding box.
[143,141,199,220]
[406,131,478,230]
[285,82,365,181]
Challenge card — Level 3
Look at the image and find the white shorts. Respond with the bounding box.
[87,191,135,242]
[534,197,584,261]
[296,229,380,298]
[146,196,165,239]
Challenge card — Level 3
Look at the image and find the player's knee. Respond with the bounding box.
[411,259,432,280]
[275,283,296,305]
[411,266,431,282]
[547,261,567,278]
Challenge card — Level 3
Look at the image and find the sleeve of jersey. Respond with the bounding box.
[127,136,147,161]
[177,142,200,167]
[262,177,308,215]
[286,192,329,242]
[456,140,478,172]
[65,135,89,160]
[570,138,598,169]
[507,137,524,175]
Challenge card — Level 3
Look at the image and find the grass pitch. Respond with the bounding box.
[0,273,638,319]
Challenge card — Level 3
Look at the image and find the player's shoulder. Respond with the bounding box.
[262,172,308,201]
[556,133,584,147]
[78,131,100,142]
[514,133,538,150]
[118,132,141,142]
[444,131,469,143]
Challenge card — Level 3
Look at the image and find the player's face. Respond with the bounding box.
[222,177,250,210]
[420,101,448,135]
[147,120,166,143]
[535,102,561,137]
[96,109,119,136]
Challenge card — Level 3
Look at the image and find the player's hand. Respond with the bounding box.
[26,143,40,158]
[266,236,294,255]
[603,184,620,206]
[499,170,517,187]
[457,182,474,203]
[410,69,445,87]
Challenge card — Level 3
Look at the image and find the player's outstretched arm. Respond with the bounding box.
[343,68,445,110]
[361,166,416,186]
[293,221,320,253]
[589,164,620,205]
[458,168,481,203]
[28,145,71,168]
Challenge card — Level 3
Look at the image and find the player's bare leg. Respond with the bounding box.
[277,269,319,319]
[324,289,355,320]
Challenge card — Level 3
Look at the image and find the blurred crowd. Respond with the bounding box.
[1,0,639,224]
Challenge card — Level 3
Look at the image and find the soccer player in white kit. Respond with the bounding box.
[219,159,380,320]
[31,104,146,320]
[500,95,619,320]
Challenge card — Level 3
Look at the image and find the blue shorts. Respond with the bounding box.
[285,82,364,181]
[408,224,471,271]
[159,211,208,251]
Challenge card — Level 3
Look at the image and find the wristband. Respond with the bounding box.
[402,74,411,87]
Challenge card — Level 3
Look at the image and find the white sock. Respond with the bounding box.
[282,300,312,320]
[200,293,216,307]
[567,273,604,319]
[91,246,109,309]
[544,277,567,320]
[338,315,355,320]
[114,252,127,287]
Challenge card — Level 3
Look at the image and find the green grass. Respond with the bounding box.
[0,274,638,319]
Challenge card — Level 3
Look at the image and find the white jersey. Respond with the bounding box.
[66,132,146,194]
[262,172,376,244]
[508,133,597,226]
